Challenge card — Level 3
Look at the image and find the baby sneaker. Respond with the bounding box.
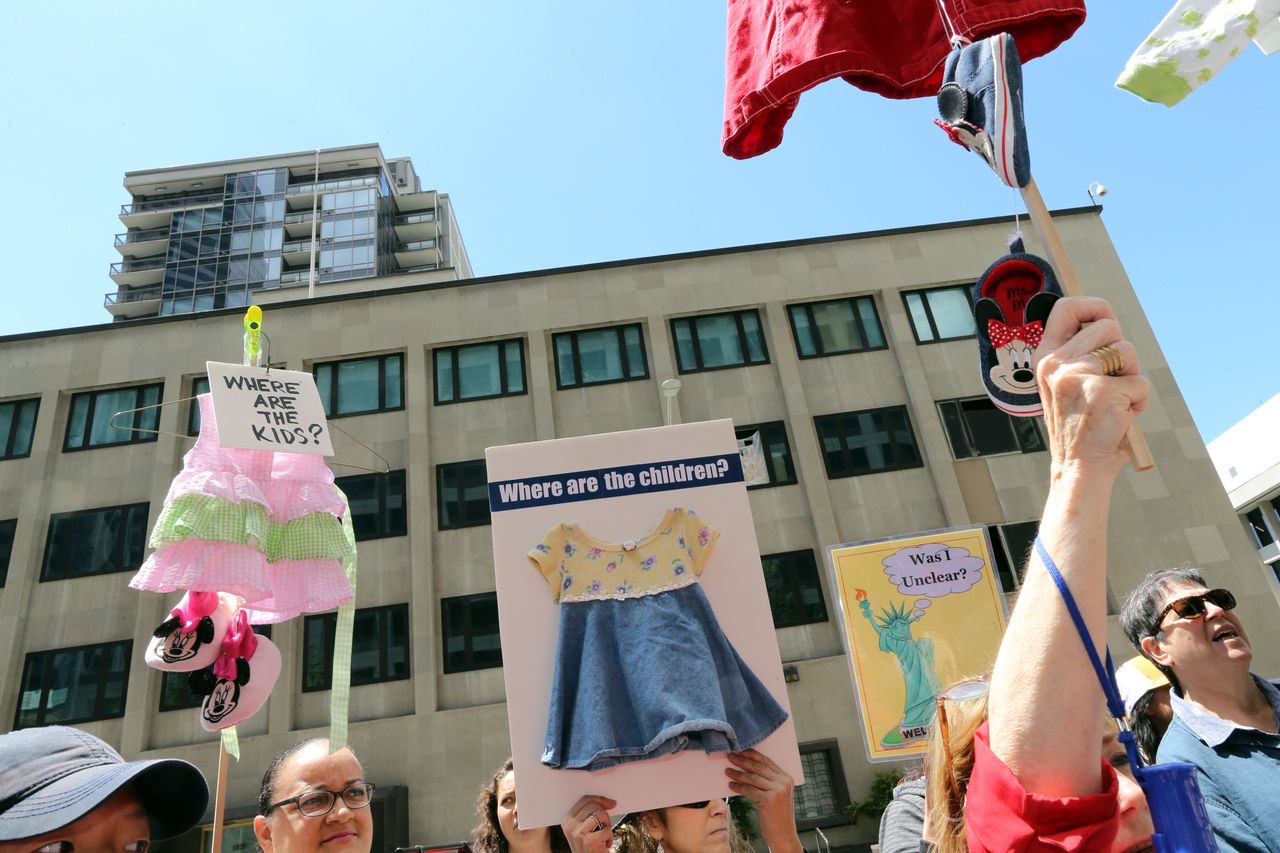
[936,33,1031,189]
[145,590,235,672]
[189,610,281,731]
[973,238,1061,416]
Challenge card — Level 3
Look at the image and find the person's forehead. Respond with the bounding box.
[280,745,363,790]
[496,771,516,798]
[1156,582,1208,609]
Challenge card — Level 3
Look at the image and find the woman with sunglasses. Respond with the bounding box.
[1120,568,1280,850]
[254,739,374,853]
[560,750,801,853]
[962,296,1161,852]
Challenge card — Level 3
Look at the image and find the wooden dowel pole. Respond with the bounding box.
[1020,177,1155,472]
[211,740,230,853]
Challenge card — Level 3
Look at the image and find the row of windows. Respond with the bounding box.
[2,286,981,453]
[16,514,1058,729]
[167,226,286,262]
[16,543,835,727]
[3,399,1040,586]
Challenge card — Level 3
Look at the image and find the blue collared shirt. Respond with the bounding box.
[1157,674,1280,853]
[1170,675,1280,747]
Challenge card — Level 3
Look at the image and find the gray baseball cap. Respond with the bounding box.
[0,726,209,842]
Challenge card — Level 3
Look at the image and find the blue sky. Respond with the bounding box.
[2,3,1275,442]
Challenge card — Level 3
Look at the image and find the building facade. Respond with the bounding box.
[1208,394,1280,596]
[107,144,471,321]
[3,208,1276,852]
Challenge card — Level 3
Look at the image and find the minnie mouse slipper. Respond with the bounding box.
[190,610,281,731]
[145,590,236,672]
[973,238,1061,416]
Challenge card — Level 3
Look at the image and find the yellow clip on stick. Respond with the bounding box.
[243,306,263,367]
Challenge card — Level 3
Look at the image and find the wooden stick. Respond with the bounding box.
[1020,177,1155,472]
[211,740,230,853]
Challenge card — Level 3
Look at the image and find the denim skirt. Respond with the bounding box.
[540,582,788,771]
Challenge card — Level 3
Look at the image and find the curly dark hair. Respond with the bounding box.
[471,758,570,853]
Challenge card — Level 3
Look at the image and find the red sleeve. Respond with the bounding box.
[964,722,1121,852]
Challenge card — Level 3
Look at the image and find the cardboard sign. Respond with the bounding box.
[206,362,334,456]
[486,420,801,828]
[827,527,1007,763]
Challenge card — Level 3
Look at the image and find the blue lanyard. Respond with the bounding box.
[1032,537,1146,773]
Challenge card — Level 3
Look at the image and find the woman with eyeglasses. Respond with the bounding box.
[254,739,374,853]
[472,758,571,853]
[560,750,801,853]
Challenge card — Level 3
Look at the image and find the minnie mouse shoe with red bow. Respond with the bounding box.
[973,238,1061,416]
[145,590,236,672]
[190,610,281,731]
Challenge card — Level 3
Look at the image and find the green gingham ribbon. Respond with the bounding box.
[221,725,240,761]
[329,487,358,752]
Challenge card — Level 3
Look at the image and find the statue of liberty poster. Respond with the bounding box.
[827,527,1008,762]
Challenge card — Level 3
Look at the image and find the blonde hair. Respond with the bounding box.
[924,683,990,853]
[927,700,1128,852]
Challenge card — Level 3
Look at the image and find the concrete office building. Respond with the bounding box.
[3,205,1276,853]
[1209,394,1280,596]
[107,144,471,320]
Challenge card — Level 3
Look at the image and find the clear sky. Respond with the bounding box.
[2,3,1275,442]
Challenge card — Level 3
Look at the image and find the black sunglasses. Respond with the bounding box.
[676,797,728,809]
[1153,588,1236,631]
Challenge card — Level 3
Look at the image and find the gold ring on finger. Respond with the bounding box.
[1089,344,1125,377]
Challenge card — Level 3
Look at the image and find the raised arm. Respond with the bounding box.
[987,296,1149,796]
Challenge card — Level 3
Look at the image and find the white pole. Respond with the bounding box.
[307,149,320,299]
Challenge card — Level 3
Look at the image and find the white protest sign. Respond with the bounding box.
[206,362,334,456]
[487,419,801,828]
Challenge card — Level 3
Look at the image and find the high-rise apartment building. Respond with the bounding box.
[107,144,471,320]
[4,202,1276,853]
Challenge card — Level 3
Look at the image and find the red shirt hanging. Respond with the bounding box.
[722,0,1085,159]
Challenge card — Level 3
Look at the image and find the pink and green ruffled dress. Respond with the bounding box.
[130,394,354,622]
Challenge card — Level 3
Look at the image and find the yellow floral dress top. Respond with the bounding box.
[527,506,788,771]
[529,507,717,603]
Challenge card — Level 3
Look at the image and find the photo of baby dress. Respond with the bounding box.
[529,506,788,771]
[130,393,354,622]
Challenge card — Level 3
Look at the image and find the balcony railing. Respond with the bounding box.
[282,239,319,254]
[114,226,171,247]
[286,175,379,195]
[120,192,224,216]
[105,281,283,315]
[104,285,163,306]
[396,239,437,252]
[284,211,316,225]
[395,211,436,226]
[109,256,167,276]
[279,268,377,287]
